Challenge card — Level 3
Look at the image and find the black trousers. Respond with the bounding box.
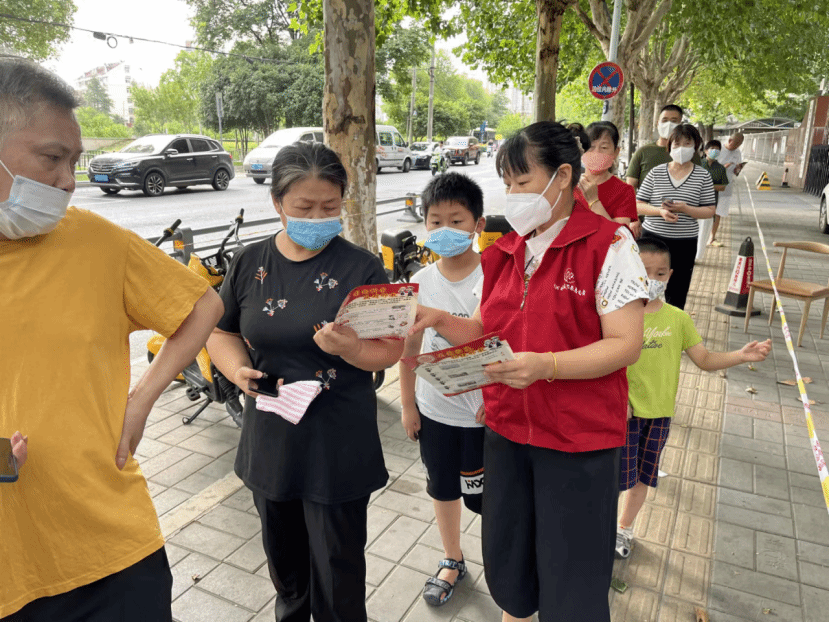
[642,232,698,310]
[252,492,370,622]
[482,428,620,622]
[2,547,172,622]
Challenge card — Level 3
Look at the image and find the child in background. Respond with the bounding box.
[616,237,771,558]
[399,172,486,606]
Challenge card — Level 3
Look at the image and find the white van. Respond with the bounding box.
[242,127,324,183]
[376,124,412,173]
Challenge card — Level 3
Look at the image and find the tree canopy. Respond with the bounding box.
[83,77,113,115]
[382,49,509,140]
[0,0,75,61]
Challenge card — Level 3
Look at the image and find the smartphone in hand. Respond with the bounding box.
[0,438,19,483]
[249,375,280,398]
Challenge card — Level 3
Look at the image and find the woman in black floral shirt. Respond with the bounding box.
[207,142,402,622]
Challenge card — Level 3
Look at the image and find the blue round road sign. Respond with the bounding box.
[589,62,624,100]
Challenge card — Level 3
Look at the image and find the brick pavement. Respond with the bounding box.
[130,166,827,621]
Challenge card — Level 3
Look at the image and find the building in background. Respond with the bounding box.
[75,61,135,125]
[509,87,532,116]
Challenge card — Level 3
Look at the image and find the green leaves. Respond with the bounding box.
[0,0,76,61]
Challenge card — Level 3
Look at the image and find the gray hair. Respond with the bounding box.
[0,57,79,147]
[270,141,348,202]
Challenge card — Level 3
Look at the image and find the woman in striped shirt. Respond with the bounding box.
[636,124,716,309]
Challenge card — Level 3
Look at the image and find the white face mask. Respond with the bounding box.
[647,278,667,301]
[504,170,562,237]
[0,160,71,239]
[669,146,695,164]
[657,120,679,139]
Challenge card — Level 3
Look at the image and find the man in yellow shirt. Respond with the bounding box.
[0,58,224,620]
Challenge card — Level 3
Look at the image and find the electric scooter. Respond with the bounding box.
[147,211,245,426]
[430,149,449,176]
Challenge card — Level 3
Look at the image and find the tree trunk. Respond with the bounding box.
[637,91,657,146]
[534,0,572,122]
[322,0,377,253]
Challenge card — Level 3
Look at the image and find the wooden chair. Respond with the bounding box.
[744,241,829,347]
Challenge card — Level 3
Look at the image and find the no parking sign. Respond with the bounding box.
[588,62,624,100]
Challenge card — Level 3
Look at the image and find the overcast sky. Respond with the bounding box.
[46,0,485,89]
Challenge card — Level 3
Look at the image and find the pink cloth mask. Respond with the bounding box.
[581,151,615,174]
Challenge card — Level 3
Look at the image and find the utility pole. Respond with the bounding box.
[427,40,435,142]
[601,0,622,122]
[407,66,417,144]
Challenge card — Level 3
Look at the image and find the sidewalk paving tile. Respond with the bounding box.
[713,522,755,569]
[755,532,798,581]
[197,505,262,539]
[365,565,428,622]
[170,552,222,600]
[711,560,801,606]
[367,515,431,562]
[615,541,668,592]
[663,551,709,604]
[716,503,794,537]
[169,523,247,560]
[152,487,193,516]
[609,586,660,622]
[792,502,829,545]
[718,488,792,517]
[172,587,254,622]
[799,561,829,590]
[801,584,830,621]
[366,553,396,587]
[224,536,268,573]
[151,452,214,487]
[708,584,803,622]
[196,562,276,612]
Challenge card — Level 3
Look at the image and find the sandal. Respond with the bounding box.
[423,557,467,606]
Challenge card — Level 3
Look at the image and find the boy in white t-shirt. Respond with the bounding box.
[616,237,771,558]
[400,172,486,607]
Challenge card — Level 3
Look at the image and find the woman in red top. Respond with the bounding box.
[578,121,639,235]
[410,121,648,621]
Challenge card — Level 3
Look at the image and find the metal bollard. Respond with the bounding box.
[397,192,423,223]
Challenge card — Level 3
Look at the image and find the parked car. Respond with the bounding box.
[410,142,441,170]
[820,183,829,234]
[242,127,324,184]
[445,136,480,166]
[88,134,235,197]
[376,124,412,173]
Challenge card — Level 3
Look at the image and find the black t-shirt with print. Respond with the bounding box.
[218,234,390,503]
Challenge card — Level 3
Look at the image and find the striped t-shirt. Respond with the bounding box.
[636,163,716,238]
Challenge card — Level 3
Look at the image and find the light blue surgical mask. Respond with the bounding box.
[707,149,720,160]
[424,226,475,257]
[283,213,343,250]
[0,159,71,239]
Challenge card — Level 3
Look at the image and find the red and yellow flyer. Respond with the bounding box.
[401,333,515,396]
[334,283,419,339]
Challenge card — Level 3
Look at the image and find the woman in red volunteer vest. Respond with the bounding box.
[410,121,648,621]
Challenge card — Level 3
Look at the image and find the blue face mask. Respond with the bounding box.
[424,226,475,257]
[707,149,720,159]
[284,214,343,250]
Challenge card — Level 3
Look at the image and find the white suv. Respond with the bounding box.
[243,127,324,184]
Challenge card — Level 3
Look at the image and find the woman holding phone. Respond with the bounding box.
[206,141,403,622]
[636,124,716,309]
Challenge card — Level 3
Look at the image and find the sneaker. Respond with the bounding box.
[658,469,668,478]
[615,526,633,559]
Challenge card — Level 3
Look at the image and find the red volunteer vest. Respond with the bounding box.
[480,203,629,452]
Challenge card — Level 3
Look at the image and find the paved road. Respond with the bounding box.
[77,158,504,361]
[73,156,506,245]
